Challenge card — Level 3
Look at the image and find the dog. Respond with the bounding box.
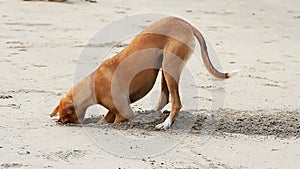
[50,16,238,130]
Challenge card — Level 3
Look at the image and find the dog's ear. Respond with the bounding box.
[50,105,59,117]
[65,105,75,115]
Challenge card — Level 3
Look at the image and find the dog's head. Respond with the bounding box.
[50,94,80,124]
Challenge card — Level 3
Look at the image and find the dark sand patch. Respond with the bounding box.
[216,109,300,138]
[79,109,300,138]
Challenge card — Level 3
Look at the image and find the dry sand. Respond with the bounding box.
[0,0,300,168]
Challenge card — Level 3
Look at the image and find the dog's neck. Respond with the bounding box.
[71,72,97,122]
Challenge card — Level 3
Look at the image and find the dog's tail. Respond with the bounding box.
[192,26,240,79]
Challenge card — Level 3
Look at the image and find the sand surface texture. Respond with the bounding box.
[0,0,299,168]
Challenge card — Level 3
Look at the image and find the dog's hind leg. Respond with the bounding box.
[155,71,182,130]
[154,71,170,111]
[155,50,186,130]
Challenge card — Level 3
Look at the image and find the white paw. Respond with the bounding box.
[155,117,172,130]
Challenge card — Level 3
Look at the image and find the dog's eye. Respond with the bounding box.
[62,109,70,115]
[62,106,74,115]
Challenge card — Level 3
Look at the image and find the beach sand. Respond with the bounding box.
[0,0,299,168]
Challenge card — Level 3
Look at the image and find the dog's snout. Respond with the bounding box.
[57,118,72,125]
[57,118,67,124]
[57,118,63,124]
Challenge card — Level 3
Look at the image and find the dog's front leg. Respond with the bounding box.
[97,110,115,124]
[113,99,135,123]
[108,94,135,123]
[114,112,130,123]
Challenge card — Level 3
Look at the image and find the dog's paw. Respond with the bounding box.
[155,117,172,130]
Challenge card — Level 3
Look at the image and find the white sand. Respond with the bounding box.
[0,0,299,168]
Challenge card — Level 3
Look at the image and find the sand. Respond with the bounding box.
[0,0,299,168]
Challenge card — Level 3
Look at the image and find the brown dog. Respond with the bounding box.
[50,16,238,129]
